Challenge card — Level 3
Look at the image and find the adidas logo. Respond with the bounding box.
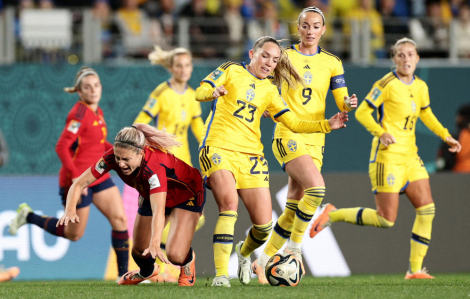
[250,84,255,89]
[93,120,99,126]
[264,176,269,181]
[304,65,310,69]
[187,201,194,206]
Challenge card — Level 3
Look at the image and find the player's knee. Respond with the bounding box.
[166,248,185,265]
[111,214,127,230]
[67,232,84,242]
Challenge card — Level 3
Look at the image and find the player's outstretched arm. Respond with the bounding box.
[57,168,97,227]
[445,136,462,153]
[195,83,228,102]
[355,100,386,137]
[143,192,170,263]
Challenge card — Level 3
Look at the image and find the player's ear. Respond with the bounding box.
[248,49,254,60]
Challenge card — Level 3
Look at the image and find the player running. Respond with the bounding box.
[255,6,357,282]
[58,124,205,286]
[9,67,129,279]
[196,36,349,287]
[310,38,461,279]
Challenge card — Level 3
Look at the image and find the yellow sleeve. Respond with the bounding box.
[195,82,217,102]
[419,107,451,141]
[332,88,351,112]
[134,94,160,124]
[330,60,351,112]
[275,111,332,134]
[355,99,386,137]
[190,116,205,143]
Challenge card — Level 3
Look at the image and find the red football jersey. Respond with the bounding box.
[56,101,112,188]
[90,146,204,207]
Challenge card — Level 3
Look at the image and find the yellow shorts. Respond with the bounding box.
[369,157,429,193]
[199,146,269,189]
[272,138,324,172]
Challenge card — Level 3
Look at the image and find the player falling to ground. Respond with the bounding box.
[195,36,349,287]
[255,6,358,283]
[311,38,461,279]
[58,124,205,287]
[125,46,206,282]
[9,67,129,279]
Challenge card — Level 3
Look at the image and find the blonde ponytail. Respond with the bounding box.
[114,124,181,154]
[148,46,192,70]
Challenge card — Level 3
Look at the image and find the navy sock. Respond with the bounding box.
[26,213,65,237]
[180,247,193,266]
[132,252,156,278]
[112,230,129,277]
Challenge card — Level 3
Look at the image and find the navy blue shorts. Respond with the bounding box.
[137,190,206,217]
[60,178,115,209]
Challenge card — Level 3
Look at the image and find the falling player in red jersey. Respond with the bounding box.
[9,67,129,279]
[58,124,205,287]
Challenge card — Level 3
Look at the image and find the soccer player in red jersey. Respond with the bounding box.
[58,124,205,287]
[9,67,129,279]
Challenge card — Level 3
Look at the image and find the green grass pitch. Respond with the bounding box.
[1,274,469,299]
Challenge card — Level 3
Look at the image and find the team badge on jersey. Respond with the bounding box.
[211,153,222,165]
[210,69,224,80]
[95,158,107,174]
[370,88,382,101]
[67,120,81,134]
[287,140,297,152]
[411,101,416,113]
[303,71,312,85]
[387,173,395,187]
[246,88,255,102]
[148,174,161,190]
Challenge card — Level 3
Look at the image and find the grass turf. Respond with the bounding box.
[1,273,469,299]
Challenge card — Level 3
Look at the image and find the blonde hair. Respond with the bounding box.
[391,37,418,58]
[298,6,325,25]
[114,124,181,154]
[148,46,192,70]
[64,66,99,93]
[252,36,305,90]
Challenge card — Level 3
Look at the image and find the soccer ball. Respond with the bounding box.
[265,253,302,286]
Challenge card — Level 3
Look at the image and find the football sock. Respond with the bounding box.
[263,199,298,259]
[240,220,273,257]
[26,213,65,237]
[409,203,435,273]
[291,187,324,244]
[213,211,237,277]
[132,252,156,278]
[329,207,394,228]
[111,230,129,277]
[180,247,193,266]
[196,214,206,231]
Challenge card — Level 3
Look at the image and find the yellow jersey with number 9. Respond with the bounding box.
[275,45,350,146]
[364,71,431,163]
[199,62,291,155]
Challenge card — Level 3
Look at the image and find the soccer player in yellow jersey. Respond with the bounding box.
[127,47,205,282]
[311,38,461,279]
[196,36,349,287]
[255,7,358,282]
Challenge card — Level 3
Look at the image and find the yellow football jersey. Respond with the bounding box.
[134,81,204,165]
[196,61,333,156]
[361,71,449,164]
[275,45,350,146]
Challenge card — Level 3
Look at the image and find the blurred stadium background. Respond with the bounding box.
[0,0,469,281]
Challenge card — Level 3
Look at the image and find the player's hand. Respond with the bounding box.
[345,94,358,110]
[143,245,170,264]
[328,111,348,130]
[212,85,228,98]
[445,136,461,153]
[57,208,80,227]
[72,178,88,196]
[262,111,271,118]
[379,132,396,147]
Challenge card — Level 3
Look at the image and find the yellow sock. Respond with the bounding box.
[196,214,206,232]
[155,222,171,272]
[291,187,324,244]
[240,221,273,257]
[329,207,394,228]
[264,199,298,257]
[213,211,238,277]
[410,203,435,273]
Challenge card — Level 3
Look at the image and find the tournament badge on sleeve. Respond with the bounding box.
[67,120,81,134]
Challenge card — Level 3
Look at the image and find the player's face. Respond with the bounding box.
[393,43,419,77]
[170,54,193,83]
[248,42,280,79]
[298,12,325,48]
[114,146,143,175]
[77,75,102,106]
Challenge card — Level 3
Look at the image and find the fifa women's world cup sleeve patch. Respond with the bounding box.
[95,158,107,174]
[67,120,81,134]
[148,174,161,190]
[210,69,224,81]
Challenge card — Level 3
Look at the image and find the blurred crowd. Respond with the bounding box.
[1,0,470,60]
